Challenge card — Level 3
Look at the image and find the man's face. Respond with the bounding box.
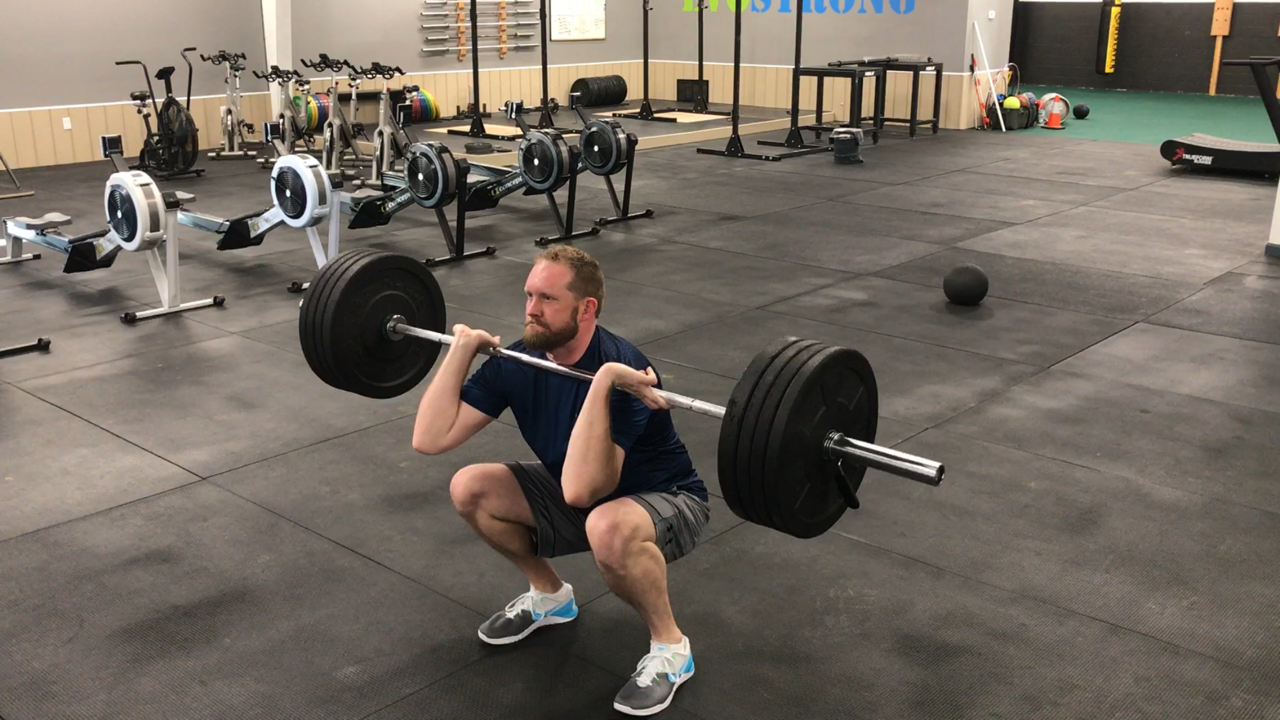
[524,261,585,352]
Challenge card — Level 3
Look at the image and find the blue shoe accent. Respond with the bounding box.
[547,598,578,619]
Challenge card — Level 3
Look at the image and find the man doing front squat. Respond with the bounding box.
[411,245,710,716]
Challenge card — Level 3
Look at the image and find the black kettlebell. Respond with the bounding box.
[943,264,989,306]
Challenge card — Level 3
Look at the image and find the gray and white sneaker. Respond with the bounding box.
[613,637,695,716]
[477,584,578,645]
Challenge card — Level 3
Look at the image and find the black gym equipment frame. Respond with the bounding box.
[1159,56,1280,177]
[612,0,678,123]
[698,0,828,161]
[115,49,205,180]
[448,0,524,142]
[684,0,730,117]
[530,0,578,133]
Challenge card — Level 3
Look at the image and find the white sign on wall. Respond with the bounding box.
[550,0,606,40]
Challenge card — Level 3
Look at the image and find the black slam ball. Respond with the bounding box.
[1072,103,1090,120]
[944,264,989,306]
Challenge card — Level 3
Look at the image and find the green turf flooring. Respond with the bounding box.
[997,86,1280,145]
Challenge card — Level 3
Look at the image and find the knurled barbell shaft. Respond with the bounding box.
[390,319,945,487]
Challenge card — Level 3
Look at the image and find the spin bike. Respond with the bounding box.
[201,50,259,160]
[254,66,317,167]
[300,54,369,177]
[356,62,413,188]
[115,48,204,179]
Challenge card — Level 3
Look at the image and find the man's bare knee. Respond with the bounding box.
[450,464,534,526]
[586,500,652,569]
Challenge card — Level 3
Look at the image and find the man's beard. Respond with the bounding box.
[524,311,580,352]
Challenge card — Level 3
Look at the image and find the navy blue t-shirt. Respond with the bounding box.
[459,325,708,504]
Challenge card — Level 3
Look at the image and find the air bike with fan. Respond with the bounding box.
[115,49,205,180]
[346,95,650,264]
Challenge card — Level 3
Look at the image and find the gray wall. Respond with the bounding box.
[291,0,640,77]
[0,0,267,110]
[650,0,971,71]
[966,0,1013,70]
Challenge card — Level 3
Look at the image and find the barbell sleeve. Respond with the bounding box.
[825,432,945,486]
[389,319,944,486]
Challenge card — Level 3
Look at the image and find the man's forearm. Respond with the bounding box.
[562,376,621,507]
[412,341,477,451]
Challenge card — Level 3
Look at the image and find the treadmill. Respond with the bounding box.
[1160,56,1280,176]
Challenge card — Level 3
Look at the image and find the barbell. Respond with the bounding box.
[298,249,944,539]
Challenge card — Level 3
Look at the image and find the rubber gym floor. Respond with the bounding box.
[2,125,1278,720]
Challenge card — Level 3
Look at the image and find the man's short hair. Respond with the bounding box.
[536,245,605,317]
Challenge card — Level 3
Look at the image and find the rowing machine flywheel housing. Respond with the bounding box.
[579,118,630,177]
[271,154,332,229]
[404,142,459,209]
[519,130,572,192]
[104,171,166,252]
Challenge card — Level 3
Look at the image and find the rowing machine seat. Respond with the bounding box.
[7,213,72,232]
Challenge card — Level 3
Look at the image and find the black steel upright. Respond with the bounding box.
[688,0,730,116]
[757,0,829,155]
[698,0,820,161]
[534,0,580,133]
[613,0,678,123]
[448,0,522,141]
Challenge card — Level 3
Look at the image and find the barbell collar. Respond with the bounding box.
[824,432,944,487]
[389,317,943,487]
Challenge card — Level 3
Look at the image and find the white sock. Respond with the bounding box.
[536,582,573,603]
[652,635,690,656]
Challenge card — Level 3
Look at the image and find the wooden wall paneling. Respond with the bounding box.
[29,110,57,167]
[663,60,677,100]
[456,69,471,113]
[714,63,730,105]
[802,74,816,113]
[0,113,18,170]
[68,107,93,163]
[86,105,109,156]
[760,65,773,109]
[10,112,37,168]
[522,66,537,105]
[498,68,511,107]
[103,102,130,159]
[627,61,642,99]
[742,65,758,109]
[47,108,75,165]
[439,72,456,116]
[768,66,783,109]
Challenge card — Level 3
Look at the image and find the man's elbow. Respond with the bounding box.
[412,433,444,456]
[563,486,597,509]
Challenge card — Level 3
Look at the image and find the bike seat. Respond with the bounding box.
[131,90,151,103]
[7,213,72,231]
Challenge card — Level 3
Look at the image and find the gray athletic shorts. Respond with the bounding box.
[505,461,711,563]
